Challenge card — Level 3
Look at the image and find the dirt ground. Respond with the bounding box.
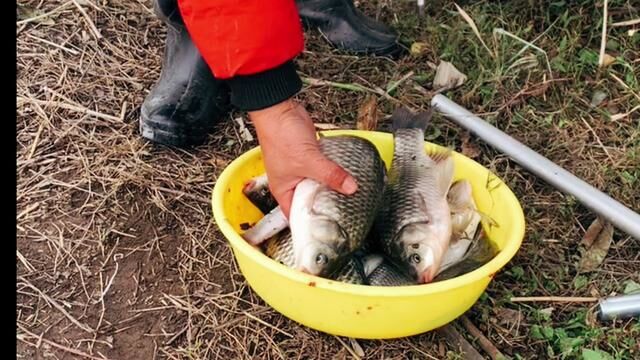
[17,0,639,359]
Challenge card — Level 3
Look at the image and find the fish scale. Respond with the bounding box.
[377,127,433,253]
[310,135,387,253]
[374,107,455,283]
[367,260,415,286]
[263,229,367,284]
[264,229,295,267]
[332,257,367,285]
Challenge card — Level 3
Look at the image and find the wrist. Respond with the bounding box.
[249,99,299,137]
[249,99,296,122]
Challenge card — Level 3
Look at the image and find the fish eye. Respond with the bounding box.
[410,253,421,264]
[315,254,328,265]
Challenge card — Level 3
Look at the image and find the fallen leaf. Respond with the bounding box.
[623,280,640,295]
[602,54,616,67]
[577,220,613,273]
[433,61,467,90]
[233,117,254,142]
[438,341,446,357]
[540,307,555,317]
[581,217,605,248]
[590,90,608,107]
[494,307,522,328]
[460,132,481,158]
[349,338,365,357]
[314,123,342,130]
[208,157,228,167]
[356,96,378,131]
[410,42,429,56]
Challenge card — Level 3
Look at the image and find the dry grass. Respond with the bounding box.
[17,0,640,359]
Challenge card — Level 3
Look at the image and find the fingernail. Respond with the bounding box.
[342,177,358,194]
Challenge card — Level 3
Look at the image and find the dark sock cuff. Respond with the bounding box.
[226,60,302,112]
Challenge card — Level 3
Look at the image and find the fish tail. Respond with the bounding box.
[476,209,499,228]
[468,232,500,262]
[391,107,432,132]
[362,254,385,277]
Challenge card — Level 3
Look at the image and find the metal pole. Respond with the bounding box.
[598,294,640,320]
[431,94,640,240]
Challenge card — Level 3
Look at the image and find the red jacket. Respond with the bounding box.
[178,0,304,111]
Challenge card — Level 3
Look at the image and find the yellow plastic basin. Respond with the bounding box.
[212,130,525,339]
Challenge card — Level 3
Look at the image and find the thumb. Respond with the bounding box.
[272,188,294,219]
[307,153,358,195]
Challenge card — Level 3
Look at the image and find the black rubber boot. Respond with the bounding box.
[296,0,403,57]
[140,0,230,148]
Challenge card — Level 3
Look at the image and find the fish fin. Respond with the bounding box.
[417,191,430,214]
[362,254,384,277]
[438,238,472,274]
[449,235,461,245]
[391,107,432,132]
[430,149,455,196]
[475,209,499,229]
[241,206,289,245]
[447,180,473,213]
[467,233,499,262]
[451,210,475,237]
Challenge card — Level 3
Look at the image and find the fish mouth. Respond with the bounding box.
[418,267,437,283]
[242,180,255,192]
[298,266,335,278]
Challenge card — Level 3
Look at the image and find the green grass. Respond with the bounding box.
[309,5,640,353]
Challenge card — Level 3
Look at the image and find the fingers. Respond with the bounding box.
[306,153,358,195]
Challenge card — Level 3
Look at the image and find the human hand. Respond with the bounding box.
[248,99,357,217]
